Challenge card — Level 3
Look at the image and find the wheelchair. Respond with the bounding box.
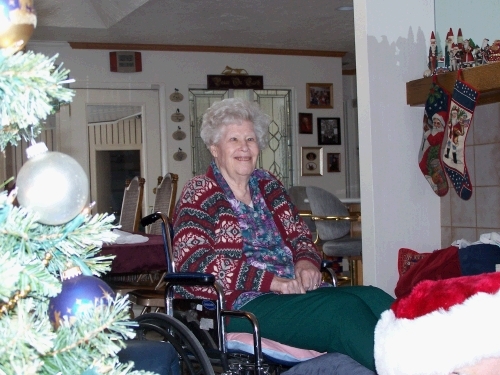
[123,212,339,375]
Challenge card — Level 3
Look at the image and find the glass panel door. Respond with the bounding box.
[189,89,292,188]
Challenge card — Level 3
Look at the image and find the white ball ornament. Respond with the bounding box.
[16,143,89,225]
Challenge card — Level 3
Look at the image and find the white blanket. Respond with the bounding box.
[113,229,149,244]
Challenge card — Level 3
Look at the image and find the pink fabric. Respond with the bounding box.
[226,332,325,360]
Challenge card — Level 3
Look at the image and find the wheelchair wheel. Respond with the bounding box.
[134,312,215,375]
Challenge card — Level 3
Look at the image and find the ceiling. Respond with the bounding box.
[31,0,356,70]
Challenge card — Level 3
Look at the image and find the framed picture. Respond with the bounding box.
[301,147,323,176]
[317,117,341,145]
[327,153,341,172]
[298,113,313,134]
[306,83,333,109]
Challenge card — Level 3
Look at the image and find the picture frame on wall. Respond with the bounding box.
[301,147,323,176]
[327,153,341,172]
[298,113,313,134]
[306,83,333,109]
[317,117,341,145]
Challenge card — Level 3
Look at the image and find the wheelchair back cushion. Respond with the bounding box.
[227,332,324,366]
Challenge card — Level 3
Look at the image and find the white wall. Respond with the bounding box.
[354,0,441,295]
[27,42,347,199]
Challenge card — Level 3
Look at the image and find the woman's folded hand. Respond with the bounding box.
[270,276,306,294]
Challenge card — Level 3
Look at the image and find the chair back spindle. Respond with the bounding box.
[119,176,145,232]
[149,173,178,235]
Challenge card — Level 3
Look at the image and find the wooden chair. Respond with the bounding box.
[148,173,178,235]
[119,176,145,232]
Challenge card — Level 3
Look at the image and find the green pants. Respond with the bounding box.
[226,286,394,371]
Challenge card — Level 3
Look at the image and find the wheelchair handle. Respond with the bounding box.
[140,212,163,227]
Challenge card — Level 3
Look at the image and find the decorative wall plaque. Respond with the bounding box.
[109,51,142,73]
[169,88,184,102]
[171,109,185,122]
[207,75,263,90]
[172,126,186,140]
[173,148,187,161]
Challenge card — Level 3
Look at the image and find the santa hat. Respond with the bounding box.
[430,31,435,41]
[431,111,446,128]
[375,272,500,375]
[447,28,453,37]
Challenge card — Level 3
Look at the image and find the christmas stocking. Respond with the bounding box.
[442,70,479,200]
[418,76,450,196]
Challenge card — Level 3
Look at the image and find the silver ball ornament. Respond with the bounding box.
[16,143,89,225]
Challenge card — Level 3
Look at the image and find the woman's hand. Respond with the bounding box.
[270,276,306,294]
[294,260,322,292]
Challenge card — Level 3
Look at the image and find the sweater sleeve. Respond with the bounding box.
[261,178,322,269]
[172,176,275,305]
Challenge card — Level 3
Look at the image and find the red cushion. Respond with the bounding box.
[397,248,428,276]
[395,246,461,298]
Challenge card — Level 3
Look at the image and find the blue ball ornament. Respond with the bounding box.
[48,267,115,328]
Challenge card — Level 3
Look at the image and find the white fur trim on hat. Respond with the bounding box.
[375,289,500,375]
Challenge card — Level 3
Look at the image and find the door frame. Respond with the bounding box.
[57,89,162,216]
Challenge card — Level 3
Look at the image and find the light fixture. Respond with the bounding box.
[336,6,353,11]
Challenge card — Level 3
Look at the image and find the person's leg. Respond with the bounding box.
[227,286,394,371]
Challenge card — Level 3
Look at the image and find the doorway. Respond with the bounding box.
[95,150,141,222]
[57,89,161,217]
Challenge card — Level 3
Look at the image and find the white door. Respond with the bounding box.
[58,89,161,217]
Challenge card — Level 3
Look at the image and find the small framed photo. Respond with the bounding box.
[306,83,333,109]
[301,147,323,176]
[327,153,341,172]
[317,117,341,145]
[298,113,313,134]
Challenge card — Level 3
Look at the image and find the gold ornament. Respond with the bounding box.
[0,0,37,52]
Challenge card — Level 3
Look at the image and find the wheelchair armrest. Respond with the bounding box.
[164,272,215,286]
[222,310,265,372]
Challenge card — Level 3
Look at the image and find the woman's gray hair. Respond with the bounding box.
[200,98,270,150]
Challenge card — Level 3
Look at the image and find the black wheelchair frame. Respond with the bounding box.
[129,212,337,375]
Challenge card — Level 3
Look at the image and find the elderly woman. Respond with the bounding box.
[172,98,394,371]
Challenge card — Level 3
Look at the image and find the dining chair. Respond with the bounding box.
[119,176,145,233]
[305,186,362,285]
[148,173,179,235]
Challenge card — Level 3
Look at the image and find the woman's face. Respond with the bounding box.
[209,120,259,182]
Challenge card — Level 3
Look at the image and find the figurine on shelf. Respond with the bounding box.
[444,28,454,69]
[456,28,464,51]
[487,40,500,63]
[449,42,461,71]
[461,38,477,68]
[477,38,491,65]
[428,31,439,73]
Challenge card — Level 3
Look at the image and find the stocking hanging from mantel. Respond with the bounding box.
[442,69,479,200]
[418,75,450,197]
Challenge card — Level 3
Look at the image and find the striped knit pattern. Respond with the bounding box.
[172,166,321,308]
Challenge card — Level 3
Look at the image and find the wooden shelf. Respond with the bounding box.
[406,63,500,106]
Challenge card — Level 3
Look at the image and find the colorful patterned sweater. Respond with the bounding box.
[172,165,321,309]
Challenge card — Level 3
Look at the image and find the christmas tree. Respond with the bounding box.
[0,5,153,375]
